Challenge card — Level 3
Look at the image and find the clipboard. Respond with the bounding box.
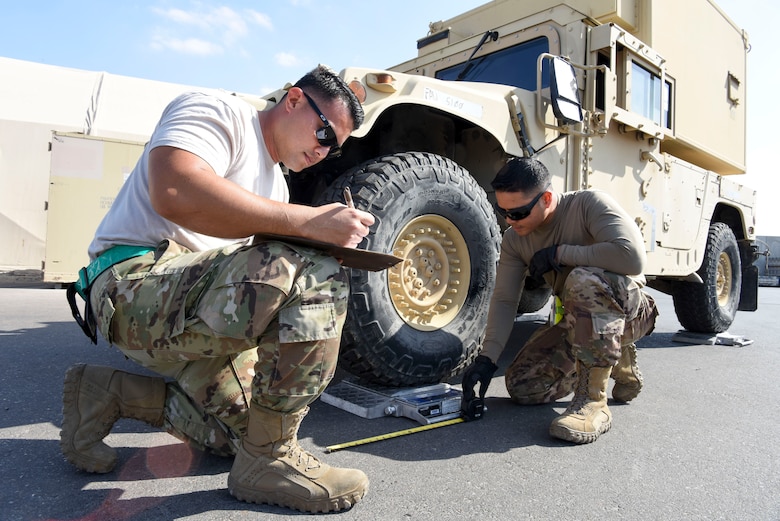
[254,233,403,271]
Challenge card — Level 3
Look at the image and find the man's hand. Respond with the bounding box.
[309,203,375,248]
[528,245,561,281]
[461,355,499,401]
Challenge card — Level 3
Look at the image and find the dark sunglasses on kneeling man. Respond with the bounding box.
[301,91,342,159]
[495,183,551,221]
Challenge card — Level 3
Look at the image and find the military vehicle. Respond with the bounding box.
[267,0,758,386]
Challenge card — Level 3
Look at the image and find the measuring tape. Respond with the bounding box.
[325,417,465,453]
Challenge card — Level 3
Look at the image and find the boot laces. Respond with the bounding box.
[283,439,322,472]
[616,345,639,376]
[567,370,591,414]
[89,405,120,442]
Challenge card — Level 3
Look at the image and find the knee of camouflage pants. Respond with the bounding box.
[561,267,645,366]
[622,292,659,344]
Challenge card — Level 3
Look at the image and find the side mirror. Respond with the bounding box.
[549,57,583,124]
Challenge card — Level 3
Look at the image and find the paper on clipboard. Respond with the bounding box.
[253,233,403,271]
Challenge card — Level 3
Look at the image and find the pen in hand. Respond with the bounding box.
[343,186,355,209]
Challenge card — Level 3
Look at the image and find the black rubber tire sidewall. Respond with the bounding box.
[671,222,741,333]
[316,152,501,386]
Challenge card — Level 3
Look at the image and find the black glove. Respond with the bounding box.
[528,245,561,281]
[461,355,498,401]
[524,274,546,291]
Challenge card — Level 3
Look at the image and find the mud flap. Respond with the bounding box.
[738,264,758,311]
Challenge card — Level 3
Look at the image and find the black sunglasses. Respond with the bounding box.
[495,184,550,221]
[301,91,342,159]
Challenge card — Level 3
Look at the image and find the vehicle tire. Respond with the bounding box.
[518,283,553,314]
[315,152,501,386]
[671,222,741,333]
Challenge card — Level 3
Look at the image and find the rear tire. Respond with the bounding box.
[518,284,553,314]
[671,222,741,333]
[316,152,501,386]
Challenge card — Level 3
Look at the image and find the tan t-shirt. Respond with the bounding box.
[480,189,646,362]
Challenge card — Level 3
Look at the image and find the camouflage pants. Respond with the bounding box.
[89,239,348,454]
[506,267,658,404]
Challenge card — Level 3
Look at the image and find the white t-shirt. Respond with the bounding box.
[88,91,288,259]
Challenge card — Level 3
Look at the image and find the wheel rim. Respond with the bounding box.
[388,214,471,331]
[716,251,733,307]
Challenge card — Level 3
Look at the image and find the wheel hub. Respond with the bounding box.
[716,251,733,307]
[388,215,471,331]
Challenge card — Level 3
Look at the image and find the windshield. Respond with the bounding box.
[436,37,550,90]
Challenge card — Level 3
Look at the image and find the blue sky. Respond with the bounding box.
[0,0,484,95]
[2,0,779,235]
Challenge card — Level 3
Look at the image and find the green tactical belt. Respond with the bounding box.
[74,245,155,299]
[68,244,154,344]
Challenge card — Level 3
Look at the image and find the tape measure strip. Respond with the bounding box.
[325,417,465,453]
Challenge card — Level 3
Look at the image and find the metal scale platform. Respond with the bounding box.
[321,379,463,425]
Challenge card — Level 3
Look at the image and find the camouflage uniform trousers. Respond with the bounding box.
[89,238,349,455]
[506,266,658,405]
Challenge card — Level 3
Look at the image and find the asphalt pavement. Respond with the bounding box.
[1,283,778,520]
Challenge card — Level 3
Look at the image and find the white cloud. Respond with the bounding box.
[275,52,301,67]
[246,10,273,31]
[153,7,209,29]
[150,4,273,55]
[212,6,250,44]
[150,35,223,56]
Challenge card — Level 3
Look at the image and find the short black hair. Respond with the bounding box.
[491,157,551,193]
[294,64,364,130]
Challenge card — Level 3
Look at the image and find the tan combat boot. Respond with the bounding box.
[60,364,166,473]
[611,343,643,403]
[549,362,612,444]
[228,406,368,513]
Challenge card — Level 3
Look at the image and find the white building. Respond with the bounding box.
[0,56,236,279]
